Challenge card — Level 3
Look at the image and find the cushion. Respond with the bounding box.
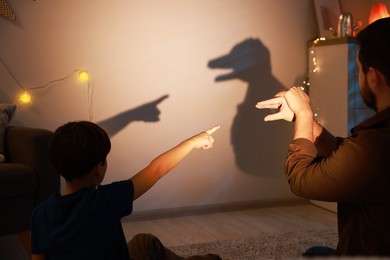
[0,104,17,163]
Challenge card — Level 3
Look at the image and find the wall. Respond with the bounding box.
[0,0,372,213]
[340,0,371,28]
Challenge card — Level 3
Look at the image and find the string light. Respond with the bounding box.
[79,70,90,81]
[299,38,325,93]
[19,91,32,104]
[310,37,326,74]
[0,57,94,120]
[297,37,327,122]
[313,37,326,44]
[308,37,327,122]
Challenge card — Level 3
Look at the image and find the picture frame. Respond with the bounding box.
[313,0,342,38]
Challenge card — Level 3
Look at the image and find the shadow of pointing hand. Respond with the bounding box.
[132,94,169,122]
[97,94,169,137]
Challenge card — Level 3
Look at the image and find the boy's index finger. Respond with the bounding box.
[206,125,221,135]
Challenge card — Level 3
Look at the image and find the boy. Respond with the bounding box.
[30,121,221,259]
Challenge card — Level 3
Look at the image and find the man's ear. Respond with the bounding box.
[367,67,386,91]
[367,67,377,87]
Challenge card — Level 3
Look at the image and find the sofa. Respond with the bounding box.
[0,126,60,236]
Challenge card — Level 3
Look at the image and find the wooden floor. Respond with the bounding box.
[0,201,337,259]
[121,201,337,247]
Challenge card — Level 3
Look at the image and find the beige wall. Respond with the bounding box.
[340,0,371,28]
[0,0,376,212]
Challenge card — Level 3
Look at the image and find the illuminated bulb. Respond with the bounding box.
[19,91,32,104]
[79,70,89,81]
[369,3,389,24]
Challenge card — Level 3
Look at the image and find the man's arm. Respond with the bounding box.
[313,120,337,156]
[275,87,314,141]
[285,88,337,155]
[256,87,314,140]
[256,87,337,154]
[130,125,220,200]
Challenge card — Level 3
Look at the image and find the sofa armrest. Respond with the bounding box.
[5,126,60,203]
[6,126,52,168]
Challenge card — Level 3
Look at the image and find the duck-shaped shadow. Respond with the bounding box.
[208,38,290,176]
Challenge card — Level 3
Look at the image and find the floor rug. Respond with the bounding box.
[169,228,338,259]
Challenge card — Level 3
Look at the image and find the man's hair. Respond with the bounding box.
[356,17,390,86]
[49,121,111,181]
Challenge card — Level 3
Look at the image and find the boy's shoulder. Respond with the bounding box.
[30,180,135,224]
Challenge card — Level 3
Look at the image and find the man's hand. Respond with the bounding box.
[255,87,312,122]
[255,92,294,122]
[282,86,312,120]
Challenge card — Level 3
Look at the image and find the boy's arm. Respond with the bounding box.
[130,125,220,200]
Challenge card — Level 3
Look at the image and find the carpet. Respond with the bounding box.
[169,228,338,259]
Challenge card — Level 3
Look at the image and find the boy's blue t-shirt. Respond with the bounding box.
[29,180,134,260]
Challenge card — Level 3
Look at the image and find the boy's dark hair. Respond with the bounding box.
[49,121,111,181]
[356,17,390,86]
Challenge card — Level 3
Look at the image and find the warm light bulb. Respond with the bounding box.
[79,70,89,81]
[19,91,32,104]
[369,3,390,24]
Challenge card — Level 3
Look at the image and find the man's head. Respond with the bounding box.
[356,17,390,83]
[356,17,390,110]
[49,121,111,182]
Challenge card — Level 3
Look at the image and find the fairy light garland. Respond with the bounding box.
[310,37,325,74]
[303,37,327,121]
[0,57,94,120]
[300,37,325,93]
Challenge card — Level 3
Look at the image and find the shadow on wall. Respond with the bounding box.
[97,94,169,137]
[0,89,10,104]
[208,38,291,177]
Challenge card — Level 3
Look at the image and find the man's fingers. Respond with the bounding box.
[256,102,281,110]
[256,97,284,109]
[206,125,221,135]
[264,113,283,122]
[264,110,294,122]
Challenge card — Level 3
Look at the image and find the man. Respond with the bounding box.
[256,17,390,256]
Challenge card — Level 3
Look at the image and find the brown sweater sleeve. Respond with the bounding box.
[285,137,376,202]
